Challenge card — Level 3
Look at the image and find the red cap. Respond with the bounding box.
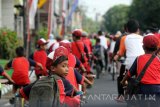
[47,46,68,62]
[143,35,159,49]
[59,40,71,52]
[53,46,69,62]
[37,38,48,45]
[72,29,82,37]
[46,46,69,70]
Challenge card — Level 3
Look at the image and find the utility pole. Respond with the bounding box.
[23,0,27,50]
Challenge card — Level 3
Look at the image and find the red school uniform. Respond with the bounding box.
[33,50,48,76]
[71,40,91,72]
[12,57,30,85]
[71,40,88,62]
[128,54,160,84]
[81,37,92,54]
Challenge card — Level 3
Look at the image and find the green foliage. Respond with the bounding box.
[129,0,160,31]
[0,28,21,59]
[37,27,48,40]
[82,16,100,34]
[103,5,129,33]
[78,5,101,34]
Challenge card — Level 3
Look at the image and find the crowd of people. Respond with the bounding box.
[0,19,160,107]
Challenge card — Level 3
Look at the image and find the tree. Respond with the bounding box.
[129,0,160,31]
[79,5,100,34]
[0,28,22,59]
[82,15,100,34]
[103,5,129,34]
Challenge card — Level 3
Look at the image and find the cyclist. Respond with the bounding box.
[92,38,105,79]
[81,31,93,60]
[5,46,42,103]
[114,19,144,70]
[71,29,91,74]
[30,38,48,79]
[97,30,108,71]
[114,20,145,102]
[20,47,84,107]
[121,35,160,107]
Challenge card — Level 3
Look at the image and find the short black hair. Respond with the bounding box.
[52,56,68,67]
[56,36,62,42]
[16,46,24,57]
[143,46,157,52]
[97,30,103,35]
[73,35,81,40]
[148,23,159,33]
[126,19,139,33]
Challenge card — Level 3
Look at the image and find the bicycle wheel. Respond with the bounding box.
[112,68,115,81]
[14,97,25,107]
[0,83,1,99]
[112,62,116,81]
[96,64,101,79]
[14,97,21,107]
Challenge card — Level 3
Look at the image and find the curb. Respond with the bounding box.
[1,85,12,95]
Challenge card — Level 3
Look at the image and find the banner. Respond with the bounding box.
[29,0,38,29]
[66,0,79,26]
[38,0,46,9]
[47,0,54,39]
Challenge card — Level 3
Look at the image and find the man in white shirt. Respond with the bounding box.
[98,31,108,72]
[98,31,108,50]
[114,19,144,70]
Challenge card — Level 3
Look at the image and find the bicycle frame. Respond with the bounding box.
[0,83,1,99]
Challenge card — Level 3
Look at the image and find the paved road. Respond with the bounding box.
[0,72,127,107]
[0,92,13,107]
[82,72,127,107]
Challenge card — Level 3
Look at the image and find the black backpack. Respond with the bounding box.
[29,75,61,107]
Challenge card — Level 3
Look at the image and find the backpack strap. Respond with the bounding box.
[137,48,160,82]
[50,75,61,106]
[75,42,82,55]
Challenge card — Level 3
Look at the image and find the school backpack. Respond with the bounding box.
[29,75,61,107]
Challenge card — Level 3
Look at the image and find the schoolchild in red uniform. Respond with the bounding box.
[5,46,42,94]
[30,38,48,79]
[58,41,93,87]
[19,47,83,107]
[59,40,86,71]
[121,35,160,107]
[0,65,14,83]
[71,29,91,73]
[81,31,92,57]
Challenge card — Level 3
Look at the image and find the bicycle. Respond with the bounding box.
[0,79,10,99]
[6,83,28,107]
[0,79,26,107]
[93,57,103,79]
[109,61,117,81]
[14,92,26,107]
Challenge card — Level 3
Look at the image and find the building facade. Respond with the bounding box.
[0,0,14,30]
